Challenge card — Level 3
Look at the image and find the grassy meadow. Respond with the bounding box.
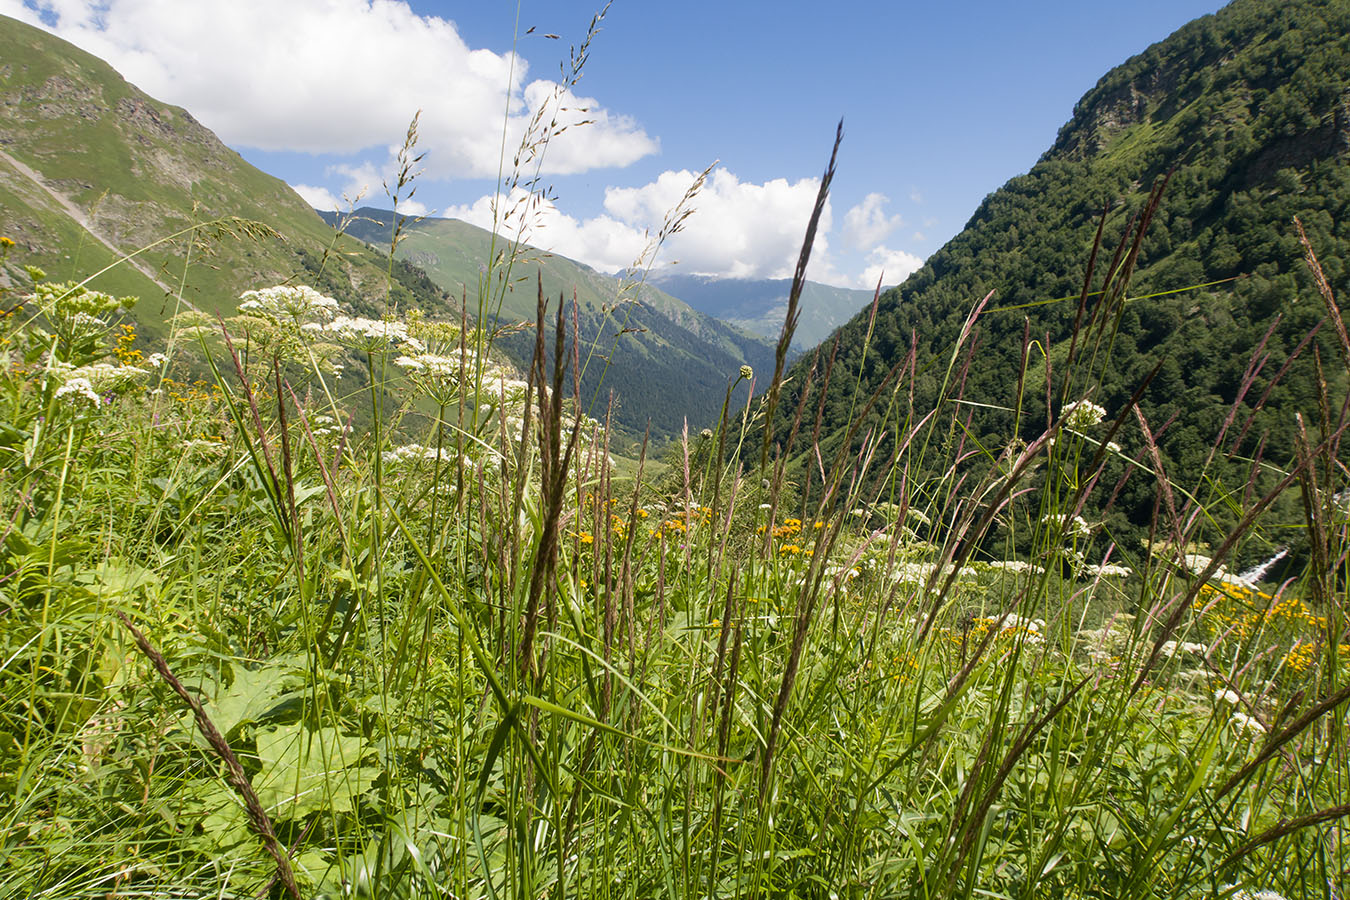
[1,151,1348,900]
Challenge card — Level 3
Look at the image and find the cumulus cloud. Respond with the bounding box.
[605,168,831,280]
[291,183,343,212]
[444,188,650,274]
[6,0,657,179]
[842,192,902,250]
[444,167,831,282]
[859,246,924,290]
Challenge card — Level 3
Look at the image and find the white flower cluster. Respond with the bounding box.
[1043,512,1093,539]
[324,315,412,351]
[1085,563,1132,578]
[394,353,460,378]
[71,311,107,332]
[988,560,1046,575]
[54,377,101,407]
[1162,640,1207,657]
[310,414,340,439]
[1063,398,1106,432]
[382,443,455,465]
[1077,613,1136,663]
[991,612,1046,632]
[1183,553,1215,573]
[1226,887,1288,900]
[1214,690,1266,733]
[51,361,148,408]
[887,560,977,586]
[1176,552,1258,590]
[238,285,339,323]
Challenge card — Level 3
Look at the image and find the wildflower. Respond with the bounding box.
[1161,640,1206,657]
[1230,711,1265,734]
[739,364,753,381]
[238,284,339,323]
[1225,887,1289,900]
[1283,643,1315,674]
[54,377,100,407]
[54,362,148,401]
[1085,563,1132,578]
[1043,512,1092,539]
[1062,398,1106,431]
[381,444,454,465]
[989,560,1044,575]
[32,281,134,320]
[1214,688,1241,705]
[394,353,459,377]
[326,315,412,351]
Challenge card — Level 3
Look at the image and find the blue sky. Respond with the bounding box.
[6,0,1227,287]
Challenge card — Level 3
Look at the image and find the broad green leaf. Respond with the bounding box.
[254,723,377,821]
[207,662,300,736]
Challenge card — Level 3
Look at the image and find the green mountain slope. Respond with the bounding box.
[648,272,876,353]
[764,0,1350,566]
[0,14,767,439]
[0,14,445,341]
[324,208,775,440]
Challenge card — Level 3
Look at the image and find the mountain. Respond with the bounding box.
[322,208,775,441]
[0,14,769,440]
[647,272,876,353]
[0,14,446,343]
[762,0,1350,566]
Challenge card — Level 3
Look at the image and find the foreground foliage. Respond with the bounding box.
[0,215,1347,900]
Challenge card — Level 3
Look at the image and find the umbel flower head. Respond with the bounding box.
[31,281,135,321]
[238,285,339,325]
[1062,398,1106,432]
[323,315,413,353]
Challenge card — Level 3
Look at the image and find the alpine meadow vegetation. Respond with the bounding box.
[2,4,1349,900]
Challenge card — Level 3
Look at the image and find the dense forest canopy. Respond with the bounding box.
[760,0,1350,570]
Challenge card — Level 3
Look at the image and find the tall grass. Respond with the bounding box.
[1,137,1347,900]
[4,21,1350,886]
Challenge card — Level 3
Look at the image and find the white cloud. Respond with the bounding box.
[445,167,831,282]
[604,168,831,280]
[859,246,924,290]
[842,192,902,250]
[9,0,657,180]
[291,183,343,212]
[444,189,650,275]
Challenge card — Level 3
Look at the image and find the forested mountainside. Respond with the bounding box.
[0,15,446,340]
[324,208,774,442]
[762,0,1350,568]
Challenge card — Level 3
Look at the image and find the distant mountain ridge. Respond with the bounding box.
[319,207,775,440]
[647,272,876,353]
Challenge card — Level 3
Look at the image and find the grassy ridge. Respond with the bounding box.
[0,14,452,345]
[325,207,776,441]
